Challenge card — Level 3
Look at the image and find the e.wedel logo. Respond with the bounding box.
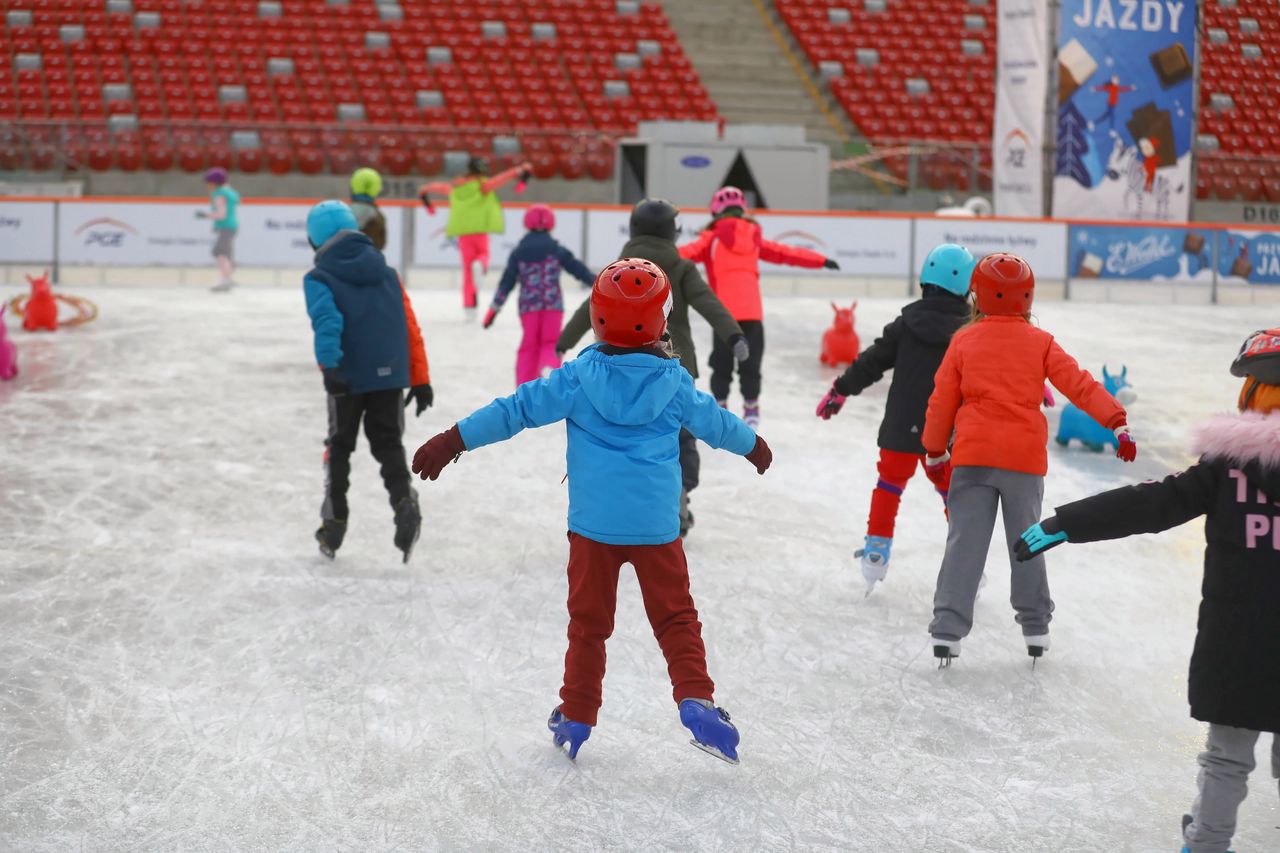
[1104,233,1176,275]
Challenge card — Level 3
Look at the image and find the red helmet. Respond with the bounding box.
[589,258,672,347]
[971,253,1035,315]
[523,204,555,232]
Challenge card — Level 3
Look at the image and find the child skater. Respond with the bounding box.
[411,259,773,764]
[922,252,1136,664]
[556,198,748,537]
[680,185,839,427]
[349,166,387,251]
[482,204,595,386]
[195,167,240,292]
[815,243,975,594]
[419,157,531,315]
[1016,328,1280,853]
[303,201,434,563]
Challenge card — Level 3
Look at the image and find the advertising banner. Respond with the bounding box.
[993,0,1049,217]
[415,206,586,273]
[1217,229,1280,285]
[583,209,633,270]
[57,201,212,266]
[1052,0,1197,222]
[0,201,56,263]
[236,205,403,269]
[1068,223,1213,281]
[914,218,1068,279]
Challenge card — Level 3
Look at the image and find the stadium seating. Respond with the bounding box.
[0,0,717,179]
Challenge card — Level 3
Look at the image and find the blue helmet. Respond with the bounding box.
[920,243,976,297]
[306,200,357,248]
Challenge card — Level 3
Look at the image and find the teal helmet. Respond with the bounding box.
[306,200,357,247]
[920,243,977,297]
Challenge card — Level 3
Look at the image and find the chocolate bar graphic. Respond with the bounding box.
[1150,43,1192,88]
[1183,232,1205,255]
[1058,39,1097,105]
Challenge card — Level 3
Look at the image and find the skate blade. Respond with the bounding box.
[863,578,878,598]
[317,543,336,560]
[552,734,581,761]
[688,738,740,765]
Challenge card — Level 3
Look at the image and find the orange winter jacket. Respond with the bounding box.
[400,281,431,386]
[678,217,826,322]
[923,316,1125,476]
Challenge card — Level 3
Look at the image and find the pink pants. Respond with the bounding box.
[517,309,564,385]
[457,233,489,308]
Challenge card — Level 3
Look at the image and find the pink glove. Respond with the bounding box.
[816,385,847,420]
[1042,384,1056,408]
[1114,426,1137,462]
[482,308,497,329]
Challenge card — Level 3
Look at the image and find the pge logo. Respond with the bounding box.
[75,217,138,249]
[1001,128,1031,170]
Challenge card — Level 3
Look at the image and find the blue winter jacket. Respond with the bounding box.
[303,229,410,394]
[458,344,758,545]
[492,230,595,314]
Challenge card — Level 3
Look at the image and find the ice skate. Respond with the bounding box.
[210,279,236,293]
[679,490,694,538]
[1025,633,1049,667]
[678,698,739,765]
[1178,811,1231,853]
[547,706,591,760]
[315,518,347,559]
[932,638,960,668]
[854,535,891,596]
[742,400,760,429]
[393,492,421,563]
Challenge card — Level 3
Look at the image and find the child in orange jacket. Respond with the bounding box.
[679,186,838,427]
[922,253,1136,665]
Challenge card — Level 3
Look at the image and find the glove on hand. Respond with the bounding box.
[194,210,210,220]
[1114,425,1137,462]
[1015,517,1068,561]
[404,384,434,417]
[822,258,840,271]
[730,334,750,363]
[412,425,465,481]
[322,367,351,396]
[816,384,847,419]
[482,308,498,329]
[1042,384,1056,408]
[745,435,772,474]
[419,192,435,214]
[924,451,951,482]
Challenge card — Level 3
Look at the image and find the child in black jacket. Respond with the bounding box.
[1017,328,1280,853]
[815,243,974,594]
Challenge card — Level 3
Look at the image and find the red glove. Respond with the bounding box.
[1114,426,1137,462]
[482,308,497,329]
[745,435,772,474]
[412,425,466,481]
[925,450,952,482]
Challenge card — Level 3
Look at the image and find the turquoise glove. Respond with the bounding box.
[1015,519,1068,561]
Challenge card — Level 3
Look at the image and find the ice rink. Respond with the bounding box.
[1,281,1277,852]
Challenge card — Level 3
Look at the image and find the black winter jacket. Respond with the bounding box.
[833,290,969,455]
[1053,411,1280,733]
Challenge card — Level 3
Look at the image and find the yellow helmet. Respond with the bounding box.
[350,167,383,198]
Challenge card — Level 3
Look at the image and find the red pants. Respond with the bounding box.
[457,232,489,308]
[560,533,714,726]
[867,448,951,538]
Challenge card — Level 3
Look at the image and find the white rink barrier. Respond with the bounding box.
[2,197,1278,297]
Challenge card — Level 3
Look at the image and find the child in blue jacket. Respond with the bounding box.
[412,258,772,764]
[303,200,434,563]
[482,204,595,386]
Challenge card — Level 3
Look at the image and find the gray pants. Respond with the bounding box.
[1184,723,1280,853]
[929,466,1053,641]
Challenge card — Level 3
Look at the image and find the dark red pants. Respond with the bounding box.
[560,533,715,726]
[867,448,951,538]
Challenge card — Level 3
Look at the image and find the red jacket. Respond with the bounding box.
[400,280,430,386]
[923,316,1125,476]
[679,217,826,322]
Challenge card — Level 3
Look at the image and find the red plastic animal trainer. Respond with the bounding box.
[820,301,860,367]
[22,270,59,331]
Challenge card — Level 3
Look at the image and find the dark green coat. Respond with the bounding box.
[555,234,742,378]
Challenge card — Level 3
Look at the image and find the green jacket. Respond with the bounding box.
[556,234,742,379]
[446,180,503,238]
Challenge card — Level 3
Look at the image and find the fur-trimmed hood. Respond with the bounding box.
[1192,411,1280,495]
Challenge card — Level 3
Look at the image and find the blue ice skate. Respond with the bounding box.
[547,707,591,760]
[854,535,892,596]
[678,699,740,765]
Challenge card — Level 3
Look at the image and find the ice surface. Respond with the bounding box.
[1,284,1277,852]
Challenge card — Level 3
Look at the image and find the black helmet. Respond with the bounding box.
[467,156,489,176]
[629,198,680,242]
[1230,328,1280,384]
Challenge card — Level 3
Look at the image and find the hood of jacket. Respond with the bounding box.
[517,230,557,254]
[314,229,388,288]
[1193,410,1280,495]
[708,217,759,256]
[573,345,684,426]
[900,292,970,345]
[621,234,682,278]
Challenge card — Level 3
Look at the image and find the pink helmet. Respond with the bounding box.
[523,204,555,231]
[709,186,747,216]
